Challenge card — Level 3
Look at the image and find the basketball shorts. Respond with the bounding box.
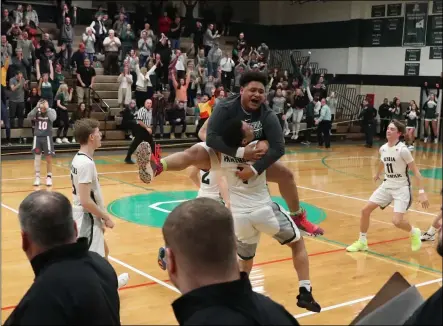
[233,202,301,260]
[73,211,105,257]
[32,136,55,156]
[369,185,412,213]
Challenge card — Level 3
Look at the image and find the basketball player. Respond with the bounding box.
[421,190,442,241]
[347,120,430,253]
[156,119,321,312]
[27,100,56,186]
[136,71,324,236]
[70,118,129,288]
[188,166,230,208]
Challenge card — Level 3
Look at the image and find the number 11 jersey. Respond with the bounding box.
[379,141,414,189]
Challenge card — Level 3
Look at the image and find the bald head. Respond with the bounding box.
[163,198,237,273]
[19,191,76,249]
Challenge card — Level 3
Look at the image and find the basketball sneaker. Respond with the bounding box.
[297,287,321,313]
[46,176,52,187]
[158,246,167,270]
[33,177,40,186]
[346,239,368,252]
[292,208,324,236]
[117,273,130,289]
[411,228,422,251]
[421,231,435,241]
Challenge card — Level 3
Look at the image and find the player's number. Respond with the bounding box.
[71,174,77,195]
[201,171,210,185]
[38,121,48,130]
[236,167,249,185]
[386,163,394,174]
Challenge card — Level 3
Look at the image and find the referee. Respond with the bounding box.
[125,99,156,164]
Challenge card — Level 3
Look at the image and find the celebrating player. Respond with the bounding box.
[188,165,230,208]
[70,118,129,288]
[136,71,324,236]
[155,119,321,313]
[27,99,56,187]
[347,120,429,253]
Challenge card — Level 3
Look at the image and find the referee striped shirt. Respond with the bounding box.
[136,107,153,126]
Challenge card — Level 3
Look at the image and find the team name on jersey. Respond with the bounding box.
[223,155,248,164]
[383,157,396,162]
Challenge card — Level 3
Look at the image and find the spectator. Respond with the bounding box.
[203,23,219,57]
[118,65,133,109]
[169,17,183,50]
[2,9,13,34]
[192,21,203,57]
[270,87,286,130]
[39,33,55,54]
[207,42,222,78]
[140,23,156,41]
[291,88,309,140]
[302,86,319,145]
[422,88,440,144]
[90,14,107,54]
[152,90,167,138]
[112,13,127,37]
[220,52,235,90]
[404,100,419,150]
[52,62,65,97]
[134,58,157,108]
[36,61,54,108]
[161,198,301,325]
[82,27,96,63]
[70,43,87,71]
[389,97,402,121]
[326,91,338,124]
[24,5,39,27]
[359,98,377,148]
[55,84,73,144]
[3,191,121,325]
[13,5,24,27]
[378,98,391,138]
[1,90,11,145]
[158,11,172,36]
[103,30,121,75]
[138,31,154,68]
[315,98,332,148]
[76,58,96,105]
[8,47,29,80]
[1,35,12,66]
[9,70,27,129]
[168,100,187,139]
[16,31,33,80]
[26,87,40,117]
[120,24,135,60]
[70,102,91,142]
[119,99,137,140]
[60,12,77,70]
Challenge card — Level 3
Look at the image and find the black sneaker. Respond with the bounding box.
[297,287,321,312]
[124,158,134,164]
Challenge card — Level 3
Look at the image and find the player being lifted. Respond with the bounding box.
[27,99,56,186]
[347,120,429,253]
[70,118,129,288]
[188,165,230,208]
[156,119,321,313]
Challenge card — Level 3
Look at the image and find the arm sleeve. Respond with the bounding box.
[252,111,285,175]
[205,103,239,158]
[47,108,57,122]
[400,146,414,165]
[77,161,94,184]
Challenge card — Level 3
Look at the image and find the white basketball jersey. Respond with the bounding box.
[379,142,414,189]
[197,170,221,200]
[219,141,272,214]
[71,152,105,212]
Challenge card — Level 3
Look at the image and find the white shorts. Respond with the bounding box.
[369,185,412,213]
[233,202,301,260]
[424,118,437,122]
[73,211,105,257]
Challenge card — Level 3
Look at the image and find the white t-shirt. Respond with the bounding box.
[71,152,104,213]
[379,142,414,189]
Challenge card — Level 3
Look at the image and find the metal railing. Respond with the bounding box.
[89,87,110,139]
[328,84,364,131]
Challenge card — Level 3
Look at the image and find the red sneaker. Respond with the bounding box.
[151,143,163,177]
[292,208,324,236]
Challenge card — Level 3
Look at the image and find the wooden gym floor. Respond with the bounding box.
[2,143,442,324]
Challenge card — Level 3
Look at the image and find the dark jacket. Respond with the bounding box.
[206,95,285,175]
[172,272,299,325]
[358,106,377,124]
[404,286,442,325]
[4,238,120,325]
[378,103,391,119]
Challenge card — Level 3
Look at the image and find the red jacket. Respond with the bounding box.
[158,17,171,35]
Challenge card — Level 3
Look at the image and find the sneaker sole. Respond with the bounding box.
[297,300,321,313]
[136,142,153,184]
[346,247,369,252]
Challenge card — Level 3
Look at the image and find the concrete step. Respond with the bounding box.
[95,75,119,83]
[101,99,118,108]
[92,83,120,91]
[95,90,118,98]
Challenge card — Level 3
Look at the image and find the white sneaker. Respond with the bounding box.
[33,177,40,186]
[434,138,439,144]
[421,232,435,241]
[56,138,62,144]
[118,273,130,289]
[291,134,298,140]
[71,138,76,143]
[62,137,70,144]
[46,177,53,186]
[284,129,290,136]
[424,137,428,143]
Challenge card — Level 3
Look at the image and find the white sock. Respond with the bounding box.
[359,232,367,242]
[299,280,311,292]
[47,172,52,178]
[410,227,419,235]
[427,226,437,235]
[34,155,42,176]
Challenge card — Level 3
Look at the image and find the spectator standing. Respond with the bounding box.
[378,98,391,138]
[359,99,378,148]
[158,12,172,36]
[1,35,12,66]
[60,10,77,70]
[24,5,39,27]
[70,43,87,71]
[118,65,133,109]
[327,91,338,123]
[161,198,301,325]
[315,98,332,148]
[168,100,187,139]
[9,47,29,80]
[3,191,121,325]
[152,90,167,138]
[220,52,235,90]
[1,9,13,34]
[207,43,222,78]
[120,24,135,60]
[90,15,107,54]
[76,58,96,106]
[9,70,27,129]
[113,14,127,38]
[138,31,154,68]
[291,88,309,140]
[55,84,73,144]
[36,61,54,108]
[103,30,121,75]
[203,24,219,57]
[192,21,203,57]
[169,17,183,50]
[16,32,33,80]
[1,87,11,145]
[82,27,96,63]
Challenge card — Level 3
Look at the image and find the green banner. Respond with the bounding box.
[403,3,429,46]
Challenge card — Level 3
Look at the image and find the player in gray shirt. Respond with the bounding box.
[27,99,57,187]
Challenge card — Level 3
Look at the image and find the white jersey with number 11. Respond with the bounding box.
[380,142,414,189]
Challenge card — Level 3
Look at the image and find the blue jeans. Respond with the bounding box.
[139,54,149,68]
[170,39,180,50]
[208,62,218,78]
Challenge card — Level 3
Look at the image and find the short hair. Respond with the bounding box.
[390,119,406,135]
[162,198,237,272]
[239,71,268,88]
[18,191,76,248]
[221,119,244,148]
[74,118,100,145]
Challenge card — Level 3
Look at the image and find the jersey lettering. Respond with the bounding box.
[236,166,248,184]
[201,171,210,185]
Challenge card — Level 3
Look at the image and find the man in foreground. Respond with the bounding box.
[163,197,302,325]
[4,191,120,325]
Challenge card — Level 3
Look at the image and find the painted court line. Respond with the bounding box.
[293,277,442,320]
[2,170,138,181]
